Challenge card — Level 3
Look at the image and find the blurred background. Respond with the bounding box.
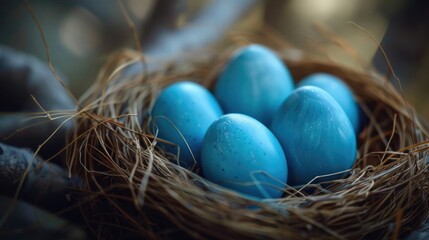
[0,0,428,115]
[1,1,428,239]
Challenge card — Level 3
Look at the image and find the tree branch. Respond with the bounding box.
[0,46,75,159]
[0,142,81,214]
[142,0,187,40]
[141,0,258,59]
[123,0,257,77]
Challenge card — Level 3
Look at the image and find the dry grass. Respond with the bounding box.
[65,43,429,239]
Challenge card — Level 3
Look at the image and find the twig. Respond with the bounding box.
[348,21,417,144]
[24,0,79,107]
[30,94,53,120]
[117,0,142,52]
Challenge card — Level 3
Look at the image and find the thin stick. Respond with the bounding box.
[347,21,417,144]
[30,94,53,120]
[393,208,403,240]
[24,0,80,107]
[117,0,143,53]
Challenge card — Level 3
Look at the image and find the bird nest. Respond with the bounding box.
[67,43,429,239]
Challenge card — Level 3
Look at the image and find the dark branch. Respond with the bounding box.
[0,196,87,239]
[141,0,258,59]
[142,0,187,39]
[123,0,257,77]
[0,142,81,213]
[0,46,75,159]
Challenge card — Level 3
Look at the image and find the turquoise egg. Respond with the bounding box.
[201,113,287,198]
[151,81,223,169]
[214,44,294,126]
[271,86,356,186]
[298,73,360,134]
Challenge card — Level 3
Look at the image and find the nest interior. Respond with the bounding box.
[66,45,429,240]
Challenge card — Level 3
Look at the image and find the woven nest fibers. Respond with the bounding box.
[66,46,429,240]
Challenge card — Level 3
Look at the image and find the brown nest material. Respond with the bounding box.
[67,45,429,239]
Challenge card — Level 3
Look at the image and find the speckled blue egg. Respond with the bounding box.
[201,113,287,198]
[298,73,360,134]
[214,44,294,126]
[271,86,356,186]
[151,81,223,169]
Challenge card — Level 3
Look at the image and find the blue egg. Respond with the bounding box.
[298,73,360,134]
[151,81,223,169]
[271,86,356,186]
[201,113,287,198]
[215,44,294,126]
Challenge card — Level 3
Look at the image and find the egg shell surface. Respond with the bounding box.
[151,81,223,169]
[214,44,294,126]
[201,113,287,199]
[298,73,360,133]
[271,86,356,186]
